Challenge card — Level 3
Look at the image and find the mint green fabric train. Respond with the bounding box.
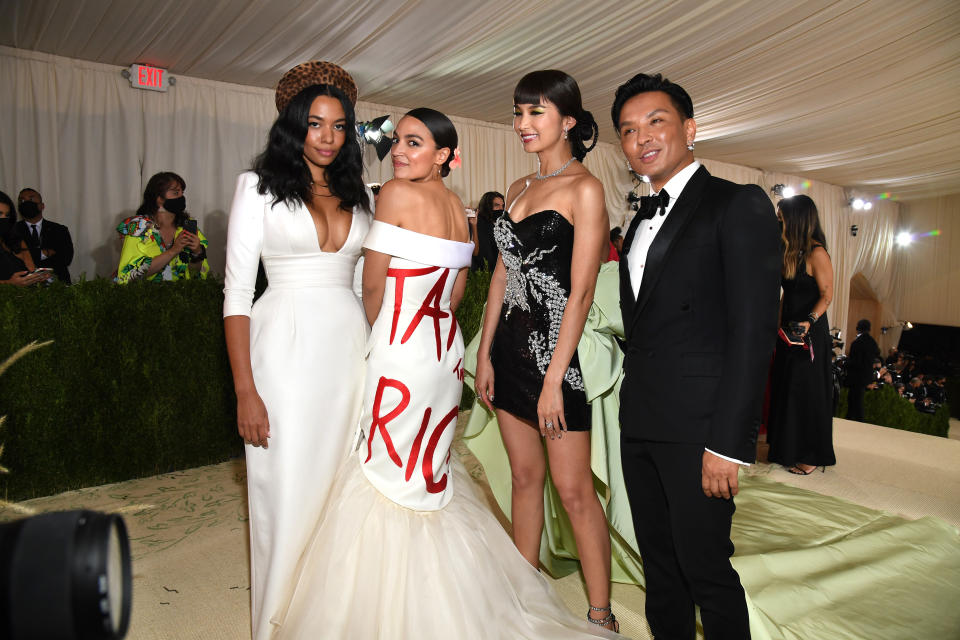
[462,261,645,583]
[461,260,960,638]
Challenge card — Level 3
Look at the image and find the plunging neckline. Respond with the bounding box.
[306,204,356,254]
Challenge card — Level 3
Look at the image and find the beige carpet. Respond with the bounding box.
[2,416,959,640]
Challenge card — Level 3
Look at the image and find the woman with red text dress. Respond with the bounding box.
[222,62,372,640]
[272,108,614,639]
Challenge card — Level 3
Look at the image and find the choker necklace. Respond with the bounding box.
[536,156,575,180]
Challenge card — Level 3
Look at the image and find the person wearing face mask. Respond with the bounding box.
[115,172,208,284]
[0,190,47,287]
[470,190,505,271]
[15,187,74,283]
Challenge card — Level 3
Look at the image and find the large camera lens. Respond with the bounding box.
[0,510,132,639]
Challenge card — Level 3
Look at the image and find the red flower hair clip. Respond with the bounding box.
[449,147,462,170]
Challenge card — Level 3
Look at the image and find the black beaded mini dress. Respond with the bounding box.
[489,208,591,430]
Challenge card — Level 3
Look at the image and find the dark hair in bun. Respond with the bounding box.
[404,107,458,178]
[513,69,599,161]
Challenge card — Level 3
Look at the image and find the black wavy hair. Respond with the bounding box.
[476,191,505,222]
[0,190,21,252]
[404,107,458,178]
[513,70,599,162]
[611,73,694,131]
[136,171,189,227]
[253,84,370,212]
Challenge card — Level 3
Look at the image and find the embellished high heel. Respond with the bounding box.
[787,464,825,475]
[586,604,619,633]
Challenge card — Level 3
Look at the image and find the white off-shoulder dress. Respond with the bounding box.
[272,222,616,639]
[222,171,371,640]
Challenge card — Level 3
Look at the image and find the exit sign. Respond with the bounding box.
[126,63,170,92]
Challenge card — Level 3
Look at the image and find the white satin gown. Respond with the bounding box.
[271,222,615,639]
[223,172,371,640]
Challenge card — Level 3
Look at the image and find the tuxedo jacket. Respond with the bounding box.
[618,166,781,463]
[846,333,880,388]
[16,219,74,283]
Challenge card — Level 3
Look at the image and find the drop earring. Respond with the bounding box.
[563,128,568,140]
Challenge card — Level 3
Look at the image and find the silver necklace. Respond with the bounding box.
[535,156,575,180]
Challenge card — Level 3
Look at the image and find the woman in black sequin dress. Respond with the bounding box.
[767,195,836,474]
[473,70,618,632]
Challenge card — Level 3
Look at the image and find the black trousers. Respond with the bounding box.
[621,437,750,640]
[846,384,866,421]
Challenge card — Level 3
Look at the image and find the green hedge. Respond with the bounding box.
[835,385,950,437]
[947,377,960,419]
[458,268,492,408]
[0,278,240,501]
[0,270,495,501]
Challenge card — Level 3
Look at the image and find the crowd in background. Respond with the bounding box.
[0,172,208,288]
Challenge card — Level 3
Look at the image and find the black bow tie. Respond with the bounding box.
[635,189,670,221]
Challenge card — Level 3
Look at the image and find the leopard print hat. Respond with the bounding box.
[274,61,358,112]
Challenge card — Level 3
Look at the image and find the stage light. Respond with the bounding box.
[771,184,795,198]
[0,510,132,639]
[896,231,913,247]
[863,201,873,210]
[851,198,865,210]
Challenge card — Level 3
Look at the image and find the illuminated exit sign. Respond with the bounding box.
[125,63,170,92]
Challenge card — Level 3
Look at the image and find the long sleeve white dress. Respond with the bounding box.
[223,171,371,640]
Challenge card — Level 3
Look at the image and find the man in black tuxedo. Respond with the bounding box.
[844,319,880,421]
[16,188,74,283]
[612,74,781,639]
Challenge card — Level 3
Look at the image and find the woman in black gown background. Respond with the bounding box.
[768,194,836,474]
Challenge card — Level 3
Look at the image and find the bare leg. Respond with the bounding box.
[496,409,546,567]
[546,431,614,629]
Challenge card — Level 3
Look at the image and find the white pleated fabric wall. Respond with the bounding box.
[899,194,960,327]
[1,44,910,338]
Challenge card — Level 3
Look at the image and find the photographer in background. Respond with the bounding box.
[0,190,48,287]
[116,172,208,284]
[846,319,880,421]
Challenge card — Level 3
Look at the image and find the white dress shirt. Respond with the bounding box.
[625,161,749,467]
[626,161,700,298]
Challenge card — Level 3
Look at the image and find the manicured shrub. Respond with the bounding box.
[0,278,240,500]
[834,386,950,437]
[457,268,491,407]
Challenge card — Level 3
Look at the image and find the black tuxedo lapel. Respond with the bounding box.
[621,207,645,259]
[618,210,647,316]
[629,166,710,335]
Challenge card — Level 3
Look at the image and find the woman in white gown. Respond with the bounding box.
[223,61,372,640]
[272,108,615,639]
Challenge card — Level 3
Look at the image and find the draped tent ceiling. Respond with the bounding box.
[2,0,959,202]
